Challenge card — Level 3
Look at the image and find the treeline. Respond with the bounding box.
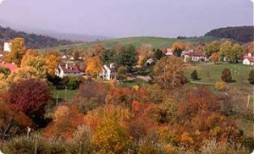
[205,26,254,43]
[0,25,73,49]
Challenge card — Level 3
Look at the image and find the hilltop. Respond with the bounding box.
[0,25,74,49]
[46,36,214,53]
[205,26,254,43]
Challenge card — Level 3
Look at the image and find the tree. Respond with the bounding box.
[191,70,199,80]
[219,41,233,60]
[137,44,154,66]
[86,56,103,77]
[44,51,61,77]
[117,66,127,80]
[204,41,221,57]
[210,52,220,64]
[171,41,186,57]
[5,38,27,65]
[230,43,243,62]
[21,50,47,78]
[7,79,50,125]
[0,101,32,140]
[153,56,187,89]
[154,49,163,60]
[248,69,254,84]
[84,104,133,153]
[0,67,11,76]
[116,44,137,72]
[221,68,232,83]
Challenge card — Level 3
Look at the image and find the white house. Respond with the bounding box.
[4,42,11,52]
[165,48,173,56]
[55,63,83,78]
[243,53,254,65]
[100,64,116,80]
[184,51,206,62]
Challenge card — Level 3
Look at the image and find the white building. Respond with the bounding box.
[243,53,254,65]
[100,64,116,80]
[3,42,11,52]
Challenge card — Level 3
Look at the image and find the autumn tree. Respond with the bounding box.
[204,41,221,57]
[84,104,133,153]
[221,68,232,83]
[44,51,61,77]
[210,52,220,64]
[171,41,186,57]
[7,66,45,83]
[137,44,154,66]
[86,56,103,77]
[243,41,254,55]
[7,79,50,126]
[21,50,46,78]
[45,104,85,139]
[219,41,233,60]
[5,38,27,65]
[0,101,32,140]
[153,56,187,89]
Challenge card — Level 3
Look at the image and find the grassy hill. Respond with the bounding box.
[41,36,214,54]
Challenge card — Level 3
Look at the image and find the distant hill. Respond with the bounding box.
[44,36,214,54]
[0,25,74,49]
[205,26,254,43]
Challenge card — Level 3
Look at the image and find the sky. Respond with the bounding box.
[0,0,253,38]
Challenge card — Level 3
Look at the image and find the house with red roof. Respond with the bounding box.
[55,63,84,78]
[243,53,254,65]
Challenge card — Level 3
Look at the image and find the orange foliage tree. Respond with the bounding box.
[44,51,61,77]
[86,56,102,77]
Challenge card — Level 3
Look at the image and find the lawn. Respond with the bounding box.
[185,62,254,93]
[51,88,78,103]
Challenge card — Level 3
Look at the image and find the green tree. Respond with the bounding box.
[230,43,243,62]
[248,69,254,84]
[219,41,233,60]
[116,44,137,72]
[191,70,199,80]
[117,66,127,80]
[171,41,186,57]
[154,49,164,60]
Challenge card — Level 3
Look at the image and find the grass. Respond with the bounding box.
[185,62,254,93]
[51,88,78,103]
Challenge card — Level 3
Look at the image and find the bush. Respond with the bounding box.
[191,70,199,80]
[215,81,227,91]
[221,68,232,83]
[248,69,254,84]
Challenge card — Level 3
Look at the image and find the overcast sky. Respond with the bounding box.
[0,0,253,37]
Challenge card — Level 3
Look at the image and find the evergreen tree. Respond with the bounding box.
[248,69,254,84]
[221,68,232,83]
[191,70,199,80]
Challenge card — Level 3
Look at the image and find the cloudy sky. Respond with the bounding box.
[0,0,253,37]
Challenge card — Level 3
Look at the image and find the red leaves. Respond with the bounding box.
[7,79,50,118]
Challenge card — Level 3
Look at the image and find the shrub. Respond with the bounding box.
[221,68,232,83]
[215,81,227,91]
[191,70,199,80]
[248,69,254,84]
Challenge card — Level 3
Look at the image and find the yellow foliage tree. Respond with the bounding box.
[85,104,133,153]
[86,56,102,77]
[21,50,47,77]
[5,38,27,65]
[44,51,61,77]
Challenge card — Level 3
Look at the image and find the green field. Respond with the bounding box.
[185,62,253,92]
[51,89,78,102]
[40,36,214,54]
